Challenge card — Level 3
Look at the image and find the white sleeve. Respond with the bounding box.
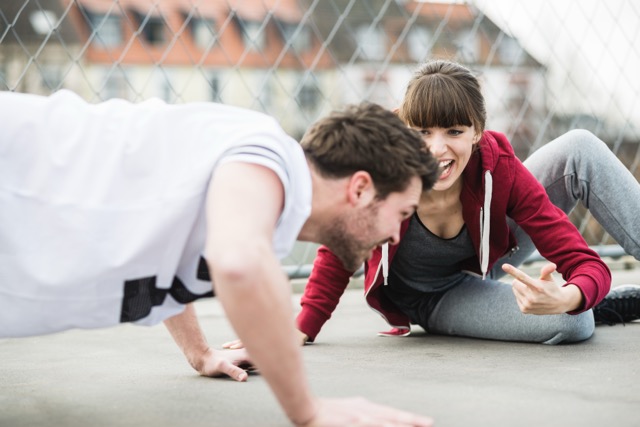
[217,143,290,198]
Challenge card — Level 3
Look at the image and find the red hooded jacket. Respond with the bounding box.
[297,131,611,341]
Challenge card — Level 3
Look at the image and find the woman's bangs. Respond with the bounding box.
[405,78,473,129]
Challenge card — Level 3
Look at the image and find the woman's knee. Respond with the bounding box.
[542,311,595,345]
[555,129,608,156]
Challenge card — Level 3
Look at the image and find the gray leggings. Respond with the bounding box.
[424,130,640,344]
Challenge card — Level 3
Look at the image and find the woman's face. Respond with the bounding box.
[413,125,478,193]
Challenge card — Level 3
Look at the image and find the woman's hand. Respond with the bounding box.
[502,263,583,314]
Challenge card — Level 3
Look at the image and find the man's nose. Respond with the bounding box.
[388,228,400,246]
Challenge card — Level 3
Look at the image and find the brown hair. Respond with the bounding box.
[398,60,486,137]
[300,102,439,199]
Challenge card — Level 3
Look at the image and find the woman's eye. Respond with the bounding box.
[448,129,463,135]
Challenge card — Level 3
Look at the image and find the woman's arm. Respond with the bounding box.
[296,245,358,342]
[507,161,611,313]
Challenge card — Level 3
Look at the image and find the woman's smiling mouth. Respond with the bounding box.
[439,159,454,179]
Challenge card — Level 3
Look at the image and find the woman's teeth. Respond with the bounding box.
[438,160,453,179]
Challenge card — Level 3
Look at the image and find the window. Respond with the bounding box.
[363,72,391,107]
[278,21,311,53]
[41,65,63,90]
[0,63,8,90]
[355,25,385,61]
[209,73,221,102]
[191,17,216,50]
[161,77,173,102]
[101,68,128,100]
[256,76,272,110]
[296,81,320,111]
[407,25,432,62]
[456,30,479,62]
[136,13,165,45]
[498,35,524,65]
[237,19,265,51]
[87,12,122,48]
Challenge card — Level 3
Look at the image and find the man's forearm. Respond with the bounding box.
[163,303,210,371]
[214,251,317,425]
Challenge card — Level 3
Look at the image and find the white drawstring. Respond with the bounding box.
[382,243,389,286]
[479,171,492,279]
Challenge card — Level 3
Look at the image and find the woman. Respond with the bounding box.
[293,60,640,345]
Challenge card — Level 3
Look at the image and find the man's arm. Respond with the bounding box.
[205,161,433,427]
[205,161,316,424]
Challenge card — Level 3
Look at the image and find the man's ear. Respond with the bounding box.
[346,171,376,207]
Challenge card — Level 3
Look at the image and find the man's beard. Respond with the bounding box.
[322,203,379,272]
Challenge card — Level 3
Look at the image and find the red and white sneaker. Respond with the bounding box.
[377,327,411,337]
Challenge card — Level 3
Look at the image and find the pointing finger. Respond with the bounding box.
[502,264,541,291]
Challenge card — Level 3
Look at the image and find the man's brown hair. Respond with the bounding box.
[300,102,439,199]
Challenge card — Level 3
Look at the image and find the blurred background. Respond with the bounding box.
[2,0,638,275]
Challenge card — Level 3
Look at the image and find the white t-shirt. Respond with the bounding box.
[0,90,312,337]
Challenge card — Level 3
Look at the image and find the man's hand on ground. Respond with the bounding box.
[301,397,434,427]
[194,347,254,381]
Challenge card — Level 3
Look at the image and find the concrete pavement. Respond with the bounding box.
[1,268,639,427]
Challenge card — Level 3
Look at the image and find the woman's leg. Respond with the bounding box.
[423,130,637,342]
[425,274,594,344]
[492,129,640,279]
[522,129,640,259]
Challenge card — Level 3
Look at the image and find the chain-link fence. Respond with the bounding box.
[2,0,639,275]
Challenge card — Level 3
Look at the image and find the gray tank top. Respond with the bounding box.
[388,212,476,293]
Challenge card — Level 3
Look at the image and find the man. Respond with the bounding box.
[0,90,439,426]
